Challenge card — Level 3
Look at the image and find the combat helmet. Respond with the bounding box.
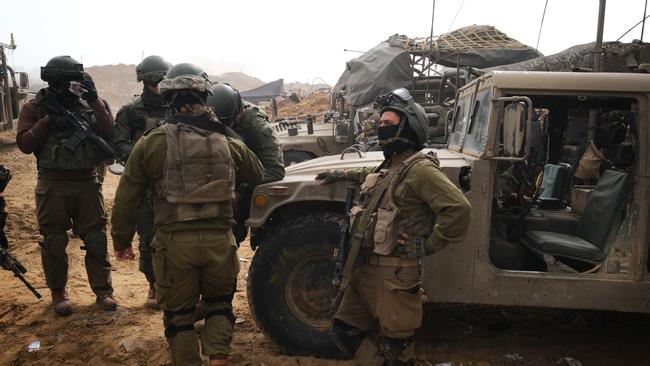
[159,63,212,107]
[40,56,84,86]
[206,83,243,125]
[136,55,172,85]
[375,88,428,150]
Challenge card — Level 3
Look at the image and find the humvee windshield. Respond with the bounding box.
[448,87,493,156]
[488,93,639,274]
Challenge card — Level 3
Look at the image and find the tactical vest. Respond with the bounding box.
[130,99,173,142]
[153,122,235,225]
[34,94,102,170]
[350,151,439,258]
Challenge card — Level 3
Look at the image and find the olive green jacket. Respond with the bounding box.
[113,97,173,162]
[344,150,471,253]
[234,101,284,183]
[111,125,264,250]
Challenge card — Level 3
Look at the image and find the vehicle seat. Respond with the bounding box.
[523,170,629,263]
[538,163,571,209]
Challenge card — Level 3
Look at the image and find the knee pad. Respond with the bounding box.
[43,233,68,256]
[82,229,108,258]
[330,318,364,357]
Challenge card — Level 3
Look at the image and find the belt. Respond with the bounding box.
[364,255,419,267]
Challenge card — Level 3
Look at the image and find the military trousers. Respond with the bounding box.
[136,191,155,283]
[34,178,113,295]
[334,258,422,364]
[152,228,240,365]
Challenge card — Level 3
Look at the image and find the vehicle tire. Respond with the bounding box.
[247,211,345,357]
[283,150,313,166]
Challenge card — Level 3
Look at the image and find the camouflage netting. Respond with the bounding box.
[336,25,541,107]
[389,25,542,68]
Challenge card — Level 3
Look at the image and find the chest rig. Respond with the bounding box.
[130,100,173,142]
[153,122,235,225]
[34,93,102,170]
[350,151,438,257]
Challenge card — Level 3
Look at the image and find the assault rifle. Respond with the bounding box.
[0,166,41,298]
[44,94,116,159]
[331,186,356,311]
[0,246,42,299]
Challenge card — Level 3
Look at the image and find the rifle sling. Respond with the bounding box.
[338,153,427,293]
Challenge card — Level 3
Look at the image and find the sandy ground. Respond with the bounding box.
[1,129,650,365]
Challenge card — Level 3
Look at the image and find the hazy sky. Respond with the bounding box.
[2,0,647,86]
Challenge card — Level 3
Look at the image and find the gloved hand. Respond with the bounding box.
[130,117,146,130]
[80,79,98,102]
[315,170,346,184]
[48,114,68,131]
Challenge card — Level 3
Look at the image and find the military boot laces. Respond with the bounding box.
[51,288,72,316]
[96,292,117,311]
[145,282,160,310]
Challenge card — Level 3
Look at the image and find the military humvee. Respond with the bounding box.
[244,70,650,356]
[0,35,30,131]
[272,112,354,166]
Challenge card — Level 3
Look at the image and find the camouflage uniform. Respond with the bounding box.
[231,101,284,242]
[114,94,173,285]
[111,69,264,365]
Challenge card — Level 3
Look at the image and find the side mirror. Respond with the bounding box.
[502,102,527,157]
[18,72,29,89]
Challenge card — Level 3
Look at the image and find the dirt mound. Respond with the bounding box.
[276,92,331,119]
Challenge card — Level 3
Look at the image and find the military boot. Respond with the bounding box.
[209,356,228,366]
[96,292,118,311]
[380,336,415,366]
[51,288,72,316]
[145,282,160,310]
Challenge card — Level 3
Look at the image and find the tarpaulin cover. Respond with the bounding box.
[241,78,284,103]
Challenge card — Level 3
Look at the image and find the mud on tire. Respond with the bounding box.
[247,211,344,357]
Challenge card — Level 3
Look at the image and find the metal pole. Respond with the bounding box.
[0,47,13,129]
[425,0,436,105]
[594,0,606,72]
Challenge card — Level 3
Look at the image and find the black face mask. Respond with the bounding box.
[377,124,400,141]
[51,86,80,107]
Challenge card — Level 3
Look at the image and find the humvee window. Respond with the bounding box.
[489,94,638,274]
[463,87,492,155]
[448,96,471,149]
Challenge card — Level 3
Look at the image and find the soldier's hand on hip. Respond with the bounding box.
[315,170,345,185]
[397,233,409,246]
[80,79,99,102]
[115,247,136,261]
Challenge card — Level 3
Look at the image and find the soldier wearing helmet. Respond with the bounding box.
[113,55,173,309]
[206,83,284,243]
[16,55,117,316]
[317,89,471,365]
[111,63,263,366]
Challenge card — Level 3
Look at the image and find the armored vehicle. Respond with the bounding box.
[245,70,650,356]
[0,35,30,131]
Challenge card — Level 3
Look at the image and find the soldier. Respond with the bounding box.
[207,83,284,243]
[111,63,263,366]
[16,55,116,316]
[113,55,173,309]
[317,88,471,366]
